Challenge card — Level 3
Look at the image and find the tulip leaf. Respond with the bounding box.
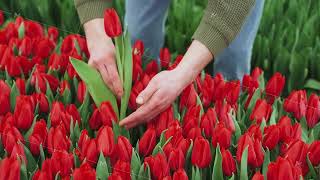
[10,82,19,112]
[300,117,309,142]
[70,58,119,117]
[307,154,317,179]
[22,142,38,173]
[5,69,13,86]
[304,79,320,90]
[18,22,25,39]
[240,146,249,180]
[138,163,151,180]
[61,88,72,105]
[231,112,241,142]
[262,149,270,178]
[212,145,223,180]
[312,122,320,139]
[24,115,38,140]
[196,93,204,116]
[73,150,80,168]
[131,148,141,180]
[78,91,90,128]
[96,152,109,180]
[46,81,54,109]
[260,119,267,134]
[269,104,278,125]
[152,144,164,156]
[192,166,201,180]
[39,144,45,165]
[54,173,60,180]
[228,174,235,180]
[20,161,28,180]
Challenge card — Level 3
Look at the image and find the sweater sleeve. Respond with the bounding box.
[74,0,112,24]
[193,0,255,56]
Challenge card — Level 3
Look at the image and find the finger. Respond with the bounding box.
[98,65,117,95]
[136,80,158,105]
[105,64,124,98]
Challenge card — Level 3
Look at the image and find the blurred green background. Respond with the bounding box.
[1,0,319,94]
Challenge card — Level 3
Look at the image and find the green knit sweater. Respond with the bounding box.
[74,0,255,56]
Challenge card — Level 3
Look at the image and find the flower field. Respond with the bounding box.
[0,5,320,180]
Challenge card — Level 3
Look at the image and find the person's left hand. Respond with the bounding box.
[119,69,189,129]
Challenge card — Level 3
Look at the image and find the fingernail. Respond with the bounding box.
[136,96,143,104]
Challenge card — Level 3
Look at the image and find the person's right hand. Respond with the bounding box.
[84,18,123,98]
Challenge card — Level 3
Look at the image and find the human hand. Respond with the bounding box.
[84,18,123,98]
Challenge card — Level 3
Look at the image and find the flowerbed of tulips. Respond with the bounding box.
[1,9,320,180]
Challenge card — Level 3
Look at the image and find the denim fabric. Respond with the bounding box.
[125,0,264,80]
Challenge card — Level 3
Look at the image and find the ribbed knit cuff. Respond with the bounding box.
[192,18,228,57]
[76,0,112,25]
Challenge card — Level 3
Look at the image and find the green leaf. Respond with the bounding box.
[304,79,320,90]
[20,161,28,180]
[138,163,151,180]
[260,119,267,134]
[10,82,20,112]
[73,150,80,168]
[192,166,201,180]
[196,93,204,116]
[96,152,109,180]
[70,58,119,117]
[24,115,38,140]
[61,87,72,105]
[18,22,25,39]
[262,149,270,178]
[212,145,223,180]
[152,144,164,156]
[228,174,235,180]
[22,142,38,173]
[131,148,141,180]
[78,91,90,128]
[46,81,54,109]
[240,146,249,180]
[307,154,317,179]
[231,112,241,142]
[39,144,45,165]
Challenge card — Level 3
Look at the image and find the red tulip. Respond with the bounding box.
[51,150,74,177]
[145,60,159,76]
[139,128,156,157]
[0,11,4,26]
[1,124,24,154]
[66,104,81,126]
[283,139,309,175]
[212,123,232,149]
[89,108,103,130]
[215,101,235,132]
[168,149,185,171]
[116,136,132,162]
[168,55,183,70]
[25,20,44,38]
[108,173,123,180]
[150,106,175,137]
[252,172,264,180]
[29,119,48,156]
[132,40,144,59]
[200,108,217,137]
[251,67,263,81]
[47,125,71,154]
[179,84,197,110]
[48,53,68,72]
[113,160,131,180]
[267,157,302,180]
[308,140,320,166]
[265,72,285,104]
[13,95,34,130]
[284,90,307,120]
[96,126,115,157]
[100,101,118,127]
[104,8,122,37]
[236,133,264,168]
[0,157,20,180]
[81,139,98,166]
[33,93,49,113]
[48,27,59,42]
[247,124,263,141]
[0,80,10,115]
[164,120,182,140]
[221,149,236,177]
[10,142,26,163]
[15,78,26,95]
[242,74,259,94]
[306,93,320,128]
[73,162,96,180]
[144,153,170,180]
[77,81,87,103]
[278,116,293,142]
[32,170,52,180]
[263,125,280,150]
[49,101,66,127]
[173,169,188,180]
[59,80,70,95]
[250,99,272,124]
[212,73,226,102]
[129,81,144,110]
[196,74,214,107]
[31,71,59,93]
[225,80,240,106]
[160,48,171,69]
[191,137,212,168]
[132,57,143,83]
[182,106,200,136]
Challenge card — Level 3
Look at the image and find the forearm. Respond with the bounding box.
[74,0,112,24]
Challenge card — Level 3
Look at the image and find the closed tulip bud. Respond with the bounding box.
[113,160,131,180]
[306,93,320,128]
[250,99,272,124]
[108,173,123,180]
[212,123,232,149]
[173,169,188,180]
[225,80,240,106]
[267,157,302,180]
[278,116,293,142]
[77,81,86,103]
[50,101,65,127]
[34,38,55,58]
[247,124,263,141]
[89,108,103,130]
[0,80,11,115]
[263,125,280,150]
[196,74,214,108]
[29,119,47,156]
[284,90,307,120]
[152,106,175,137]
[265,72,285,104]
[47,125,71,154]
[221,149,236,177]
[1,124,24,154]
[186,127,202,141]
[132,40,144,60]
[97,126,115,157]
[200,108,217,138]
[191,137,212,168]
[164,121,182,140]
[179,84,197,110]
[144,153,169,180]
[145,60,159,76]
[81,139,98,166]
[15,78,26,95]
[291,123,302,141]
[73,162,96,180]
[162,176,172,180]
[33,93,49,113]
[59,80,70,95]
[33,170,52,180]
[160,48,171,69]
[66,104,81,125]
[242,74,259,94]
[308,140,320,166]
[51,150,74,177]
[116,136,132,162]
[168,149,185,171]
[182,105,200,135]
[129,81,144,110]
[283,139,309,175]
[252,171,264,180]
[251,67,263,81]
[212,73,225,102]
[104,8,122,37]
[236,133,264,168]
[132,58,143,83]
[139,128,156,157]
[100,101,118,127]
[215,101,235,132]
[0,157,21,180]
[48,27,59,42]
[13,95,34,130]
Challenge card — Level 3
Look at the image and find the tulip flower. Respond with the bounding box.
[116,136,132,162]
[179,84,197,110]
[49,101,66,127]
[215,101,235,132]
[33,93,49,113]
[0,157,21,180]
[77,81,86,103]
[108,173,122,180]
[191,137,212,168]
[200,107,217,137]
[80,138,98,166]
[306,93,320,128]
[173,169,188,180]
[34,38,55,58]
[267,157,302,180]
[251,67,263,81]
[100,101,118,127]
[1,124,24,154]
[247,124,263,141]
[33,170,52,180]
[51,150,74,177]
[96,126,115,157]
[308,140,320,166]
[47,125,71,154]
[104,8,122,37]
[236,133,264,168]
[164,120,182,140]
[278,116,293,142]
[73,162,96,180]
[212,73,226,102]
[66,104,81,125]
[129,81,144,110]
[13,95,35,130]
[212,123,232,149]
[15,78,26,95]
[139,128,156,157]
[48,26,59,42]
[113,160,131,180]
[168,149,185,171]
[250,99,272,124]
[29,119,48,156]
[242,74,259,94]
[252,172,264,180]
[150,106,175,137]
[132,40,144,60]
[263,125,280,150]
[59,80,70,95]
[0,80,10,115]
[284,90,307,120]
[144,153,170,180]
[265,72,285,104]
[0,11,3,26]
[160,48,171,69]
[225,80,240,106]
[196,74,214,108]
[168,55,183,70]
[283,139,309,175]
[89,107,103,130]
[10,142,26,163]
[221,149,236,177]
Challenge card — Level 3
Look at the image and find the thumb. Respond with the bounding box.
[136,82,157,105]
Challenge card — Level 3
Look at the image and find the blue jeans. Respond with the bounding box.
[125,0,265,80]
